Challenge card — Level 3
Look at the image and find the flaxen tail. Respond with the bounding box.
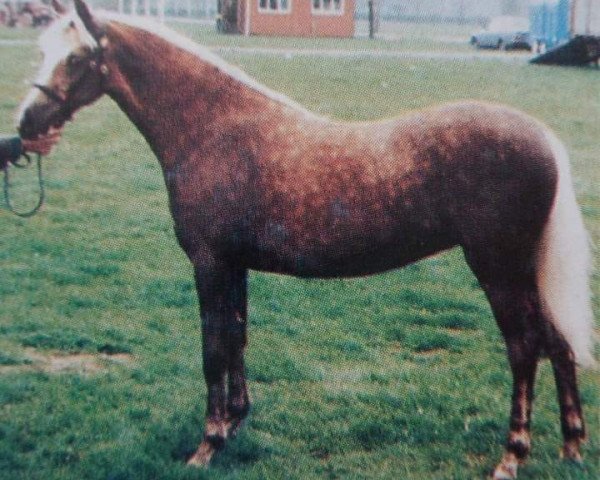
[536,130,596,368]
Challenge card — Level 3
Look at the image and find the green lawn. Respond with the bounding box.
[168,21,475,53]
[0,24,599,480]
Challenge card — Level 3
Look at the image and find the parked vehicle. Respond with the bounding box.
[471,16,533,50]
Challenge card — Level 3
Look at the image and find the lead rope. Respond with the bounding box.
[3,153,45,217]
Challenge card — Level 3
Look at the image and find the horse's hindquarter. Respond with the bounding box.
[241,102,558,277]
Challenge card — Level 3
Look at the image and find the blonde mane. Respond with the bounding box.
[72,11,316,115]
[19,10,319,123]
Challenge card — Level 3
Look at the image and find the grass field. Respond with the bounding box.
[169,20,476,53]
[0,23,599,480]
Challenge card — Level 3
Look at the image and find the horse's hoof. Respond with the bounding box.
[186,441,215,467]
[560,442,583,463]
[491,466,517,480]
[491,453,519,479]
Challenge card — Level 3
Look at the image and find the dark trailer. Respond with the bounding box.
[531,0,600,65]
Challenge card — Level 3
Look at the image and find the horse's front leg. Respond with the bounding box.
[187,262,249,467]
[225,268,250,438]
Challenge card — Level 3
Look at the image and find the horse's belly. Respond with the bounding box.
[245,224,456,278]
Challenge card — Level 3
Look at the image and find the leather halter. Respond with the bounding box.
[33,46,107,109]
[33,83,66,105]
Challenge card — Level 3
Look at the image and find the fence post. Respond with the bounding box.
[368,0,374,39]
[158,0,165,22]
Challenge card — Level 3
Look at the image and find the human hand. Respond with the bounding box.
[21,127,62,156]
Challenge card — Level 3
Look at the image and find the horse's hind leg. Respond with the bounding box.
[546,327,586,461]
[187,262,249,467]
[466,253,544,480]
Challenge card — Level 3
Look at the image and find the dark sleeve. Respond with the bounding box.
[0,136,23,162]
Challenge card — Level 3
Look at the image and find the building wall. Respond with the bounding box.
[238,0,355,37]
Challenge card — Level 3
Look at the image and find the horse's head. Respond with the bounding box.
[18,0,108,141]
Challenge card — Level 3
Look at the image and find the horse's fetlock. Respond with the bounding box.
[507,430,531,460]
[204,432,227,450]
[507,441,530,461]
[565,426,586,443]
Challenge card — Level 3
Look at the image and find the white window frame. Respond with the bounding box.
[311,0,344,16]
[258,0,291,14]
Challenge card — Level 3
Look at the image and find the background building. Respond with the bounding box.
[236,0,356,37]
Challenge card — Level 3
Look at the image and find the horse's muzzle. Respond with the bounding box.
[18,94,67,141]
[18,107,40,140]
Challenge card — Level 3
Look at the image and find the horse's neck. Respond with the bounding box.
[104,25,261,170]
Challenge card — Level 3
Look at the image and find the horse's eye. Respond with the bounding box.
[67,55,80,67]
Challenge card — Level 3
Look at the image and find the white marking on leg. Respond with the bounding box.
[492,452,519,480]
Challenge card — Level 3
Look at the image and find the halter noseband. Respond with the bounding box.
[33,83,66,105]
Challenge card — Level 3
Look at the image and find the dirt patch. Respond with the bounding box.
[0,349,133,375]
[412,348,446,357]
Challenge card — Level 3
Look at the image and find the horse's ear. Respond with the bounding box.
[51,0,67,15]
[74,0,103,42]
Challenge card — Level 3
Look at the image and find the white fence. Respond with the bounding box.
[356,0,530,23]
[93,0,217,21]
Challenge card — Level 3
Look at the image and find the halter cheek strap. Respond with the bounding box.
[32,46,108,107]
[33,83,66,105]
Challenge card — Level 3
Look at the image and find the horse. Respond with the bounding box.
[17,1,596,478]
